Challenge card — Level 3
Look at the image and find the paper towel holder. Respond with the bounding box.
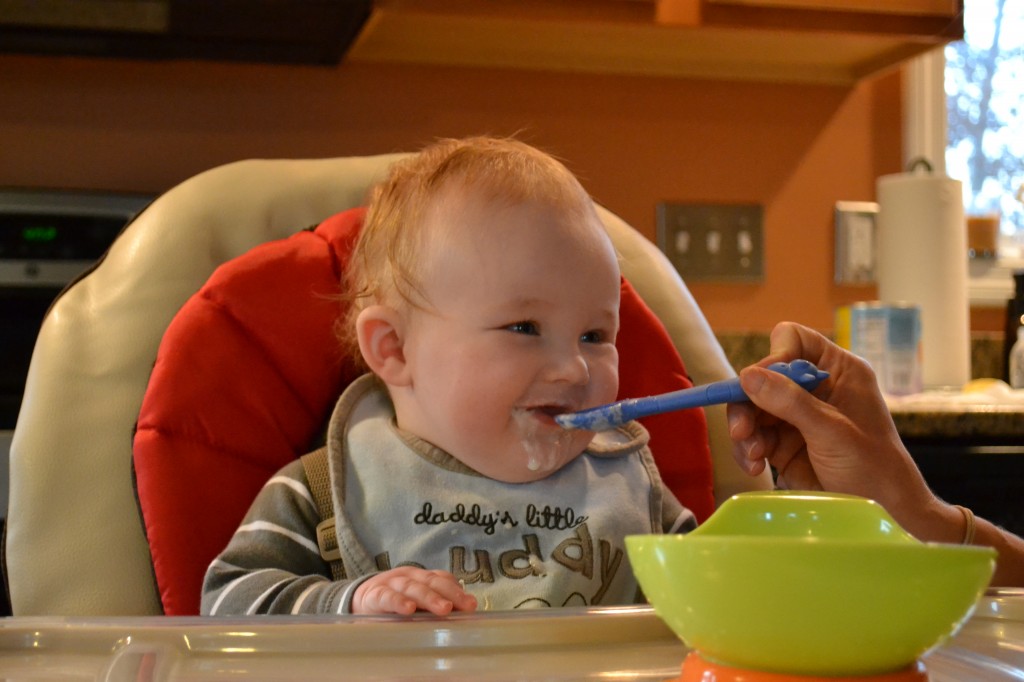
[907,157,934,174]
[876,161,971,391]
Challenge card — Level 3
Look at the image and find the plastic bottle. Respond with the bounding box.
[1003,271,1024,382]
[1010,325,1024,389]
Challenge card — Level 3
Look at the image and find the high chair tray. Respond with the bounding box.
[1,592,1024,681]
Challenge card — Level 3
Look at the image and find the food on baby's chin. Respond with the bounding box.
[513,409,568,474]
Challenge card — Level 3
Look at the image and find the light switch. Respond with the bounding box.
[834,201,878,284]
[706,229,721,255]
[675,230,690,254]
[656,203,764,282]
[738,229,753,255]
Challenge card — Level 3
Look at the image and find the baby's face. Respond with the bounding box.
[394,193,620,483]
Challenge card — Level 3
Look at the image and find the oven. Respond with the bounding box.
[0,189,152,518]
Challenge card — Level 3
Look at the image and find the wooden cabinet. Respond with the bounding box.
[701,0,955,9]
[345,0,963,86]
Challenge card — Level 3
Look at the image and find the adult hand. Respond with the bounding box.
[352,566,478,615]
[726,322,942,537]
[726,322,1024,585]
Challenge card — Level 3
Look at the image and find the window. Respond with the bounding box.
[912,0,1024,303]
[946,0,1023,258]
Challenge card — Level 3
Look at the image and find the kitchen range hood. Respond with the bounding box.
[0,0,372,65]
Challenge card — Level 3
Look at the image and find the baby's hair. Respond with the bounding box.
[338,136,598,366]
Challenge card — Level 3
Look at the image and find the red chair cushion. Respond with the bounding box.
[617,278,715,526]
[133,207,713,615]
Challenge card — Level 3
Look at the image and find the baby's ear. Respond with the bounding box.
[355,305,411,386]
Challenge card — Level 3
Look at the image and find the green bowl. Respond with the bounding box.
[626,491,996,677]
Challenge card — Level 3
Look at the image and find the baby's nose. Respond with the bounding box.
[548,348,591,385]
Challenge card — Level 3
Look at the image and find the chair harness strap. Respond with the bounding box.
[299,446,346,581]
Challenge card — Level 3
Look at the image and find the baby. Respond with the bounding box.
[201,136,695,616]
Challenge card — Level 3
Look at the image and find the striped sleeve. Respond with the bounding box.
[661,486,698,535]
[638,444,697,536]
[201,459,369,615]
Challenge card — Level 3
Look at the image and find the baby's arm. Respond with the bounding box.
[353,566,477,615]
[201,460,477,615]
[660,484,698,534]
[201,459,358,615]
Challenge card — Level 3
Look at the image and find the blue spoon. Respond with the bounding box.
[555,359,829,431]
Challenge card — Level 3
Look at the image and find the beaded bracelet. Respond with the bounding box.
[954,504,977,545]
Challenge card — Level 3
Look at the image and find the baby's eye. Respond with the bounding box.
[580,330,606,344]
[506,321,540,336]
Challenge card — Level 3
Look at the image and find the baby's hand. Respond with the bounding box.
[351,567,478,615]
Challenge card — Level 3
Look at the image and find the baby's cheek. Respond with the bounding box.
[593,356,620,403]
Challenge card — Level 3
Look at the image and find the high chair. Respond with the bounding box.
[5,153,770,616]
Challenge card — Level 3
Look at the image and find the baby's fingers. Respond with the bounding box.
[397,571,476,615]
[423,571,478,612]
[385,578,454,615]
[354,569,476,616]
[358,582,419,615]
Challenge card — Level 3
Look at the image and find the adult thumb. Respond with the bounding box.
[739,365,829,435]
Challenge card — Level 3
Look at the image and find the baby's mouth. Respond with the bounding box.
[521,403,574,427]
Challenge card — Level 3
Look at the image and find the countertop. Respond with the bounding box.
[887,394,1024,440]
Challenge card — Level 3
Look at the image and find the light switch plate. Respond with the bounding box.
[656,203,764,282]
[834,201,878,284]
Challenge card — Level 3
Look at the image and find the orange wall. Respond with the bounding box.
[0,53,904,333]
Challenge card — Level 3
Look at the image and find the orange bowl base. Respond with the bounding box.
[676,652,930,682]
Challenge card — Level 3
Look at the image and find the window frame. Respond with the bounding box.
[905,48,1019,306]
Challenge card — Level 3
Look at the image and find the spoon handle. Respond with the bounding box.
[555,359,829,431]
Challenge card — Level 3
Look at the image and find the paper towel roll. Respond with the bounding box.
[877,171,970,390]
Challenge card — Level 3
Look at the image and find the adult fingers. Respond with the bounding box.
[739,364,836,441]
[727,400,787,476]
[727,401,764,475]
[767,321,831,365]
